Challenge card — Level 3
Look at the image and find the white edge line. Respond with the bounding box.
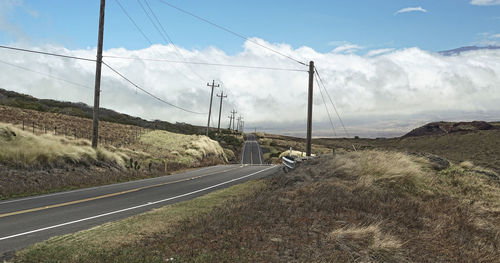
[256,142,263,164]
[0,165,225,205]
[0,165,276,241]
[241,141,247,165]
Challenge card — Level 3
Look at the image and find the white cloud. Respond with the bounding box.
[395,6,427,15]
[331,44,363,54]
[470,0,500,5]
[490,34,500,39]
[366,48,395,57]
[1,39,500,138]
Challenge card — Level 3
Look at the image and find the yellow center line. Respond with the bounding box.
[0,166,242,219]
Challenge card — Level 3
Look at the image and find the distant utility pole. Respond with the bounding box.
[92,0,106,148]
[237,116,243,132]
[228,115,233,130]
[216,91,227,134]
[230,109,237,131]
[306,61,314,156]
[206,80,220,136]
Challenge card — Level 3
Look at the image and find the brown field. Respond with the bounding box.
[0,105,145,147]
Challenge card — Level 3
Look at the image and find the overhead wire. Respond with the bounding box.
[102,61,207,115]
[102,55,307,72]
[315,68,350,137]
[114,0,154,45]
[0,45,95,62]
[156,0,308,66]
[0,58,91,89]
[314,73,337,137]
[141,0,206,82]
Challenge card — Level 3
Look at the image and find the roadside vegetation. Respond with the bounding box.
[257,132,330,164]
[14,150,499,262]
[0,121,233,199]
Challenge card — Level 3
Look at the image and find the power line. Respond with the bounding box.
[0,59,91,89]
[138,0,206,82]
[314,73,337,137]
[114,0,154,45]
[156,0,308,66]
[315,69,350,137]
[102,55,307,72]
[0,45,95,62]
[102,61,207,115]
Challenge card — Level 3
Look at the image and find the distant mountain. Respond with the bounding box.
[403,121,498,138]
[439,45,500,56]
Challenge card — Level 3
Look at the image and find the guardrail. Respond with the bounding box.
[282,156,295,172]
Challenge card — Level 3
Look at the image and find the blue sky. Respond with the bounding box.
[1,0,499,54]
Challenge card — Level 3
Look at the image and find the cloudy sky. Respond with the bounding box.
[0,0,499,138]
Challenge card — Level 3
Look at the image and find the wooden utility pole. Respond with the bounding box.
[228,115,233,130]
[230,109,237,131]
[216,91,227,134]
[92,0,106,148]
[206,80,220,136]
[306,61,314,156]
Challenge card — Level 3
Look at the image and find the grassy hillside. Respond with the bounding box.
[0,88,202,135]
[0,122,229,199]
[14,150,499,262]
[314,128,500,175]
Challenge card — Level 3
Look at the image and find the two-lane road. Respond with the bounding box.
[0,159,277,256]
[241,134,263,165]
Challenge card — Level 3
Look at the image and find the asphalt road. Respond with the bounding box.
[241,134,263,165]
[0,156,277,256]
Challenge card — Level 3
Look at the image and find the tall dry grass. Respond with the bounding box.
[0,123,125,168]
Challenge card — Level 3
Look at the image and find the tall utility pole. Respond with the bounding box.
[306,61,314,156]
[92,0,106,148]
[206,80,220,136]
[230,109,237,131]
[216,91,227,134]
[228,115,233,130]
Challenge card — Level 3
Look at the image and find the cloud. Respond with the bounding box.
[470,0,500,5]
[331,43,364,54]
[1,39,499,138]
[395,7,427,15]
[366,48,395,57]
[490,34,500,38]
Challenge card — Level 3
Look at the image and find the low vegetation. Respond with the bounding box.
[0,123,125,168]
[0,122,230,199]
[257,132,330,163]
[314,124,500,175]
[14,150,499,262]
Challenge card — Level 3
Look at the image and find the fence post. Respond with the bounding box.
[32,122,35,134]
[22,120,24,131]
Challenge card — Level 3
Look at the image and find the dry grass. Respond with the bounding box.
[0,105,145,148]
[14,150,500,262]
[136,130,226,166]
[0,123,125,168]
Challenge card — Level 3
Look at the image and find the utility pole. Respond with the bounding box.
[237,116,243,132]
[216,91,227,134]
[206,80,220,136]
[92,0,106,148]
[228,115,232,130]
[230,109,237,131]
[306,61,314,156]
